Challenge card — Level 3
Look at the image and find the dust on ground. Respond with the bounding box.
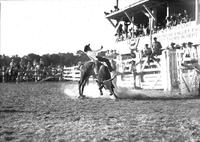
[1,82,200,142]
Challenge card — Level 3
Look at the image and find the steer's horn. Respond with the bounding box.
[103,74,117,83]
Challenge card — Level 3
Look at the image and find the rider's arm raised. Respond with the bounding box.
[93,46,103,53]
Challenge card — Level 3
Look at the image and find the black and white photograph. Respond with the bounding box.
[1,0,200,141]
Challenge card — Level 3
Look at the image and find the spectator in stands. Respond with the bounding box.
[124,21,131,39]
[182,10,190,23]
[171,15,177,26]
[188,42,198,60]
[152,37,163,56]
[39,58,45,70]
[143,44,153,65]
[112,50,118,59]
[182,42,191,58]
[138,24,144,36]
[116,24,123,41]
[104,11,110,16]
[168,42,176,50]
[182,42,198,65]
[134,25,140,37]
[106,50,110,56]
[181,42,187,50]
[19,58,26,70]
[176,13,182,25]
[128,27,133,38]
[9,59,16,68]
[26,61,32,71]
[143,25,150,36]
[175,44,181,50]
[114,6,119,11]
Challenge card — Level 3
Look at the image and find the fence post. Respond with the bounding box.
[2,66,5,83]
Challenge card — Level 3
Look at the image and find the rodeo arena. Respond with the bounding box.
[2,0,200,141]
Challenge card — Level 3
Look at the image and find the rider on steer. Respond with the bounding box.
[84,44,113,77]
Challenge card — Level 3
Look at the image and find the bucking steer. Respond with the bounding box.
[78,61,118,99]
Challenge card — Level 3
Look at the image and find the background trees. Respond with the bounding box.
[0,52,90,67]
[0,50,107,68]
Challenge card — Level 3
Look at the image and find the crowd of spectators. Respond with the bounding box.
[165,10,190,29]
[141,37,163,65]
[141,37,198,66]
[114,9,191,42]
[0,58,64,83]
[104,5,119,16]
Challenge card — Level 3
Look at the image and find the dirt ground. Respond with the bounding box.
[1,82,200,142]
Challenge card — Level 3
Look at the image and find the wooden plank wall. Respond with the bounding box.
[176,47,200,96]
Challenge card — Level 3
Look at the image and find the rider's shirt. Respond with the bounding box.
[86,51,97,61]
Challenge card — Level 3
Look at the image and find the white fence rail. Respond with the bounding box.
[63,66,80,81]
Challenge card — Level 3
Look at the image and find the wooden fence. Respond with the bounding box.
[63,66,80,81]
[176,49,200,95]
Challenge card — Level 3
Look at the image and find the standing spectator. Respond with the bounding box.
[124,21,131,39]
[138,24,144,36]
[9,59,16,68]
[181,42,187,50]
[114,5,119,11]
[168,42,176,50]
[176,13,182,24]
[143,44,152,65]
[19,58,26,70]
[171,15,177,26]
[116,24,123,41]
[188,42,198,60]
[152,37,163,56]
[182,42,190,58]
[39,58,45,70]
[182,10,190,23]
[26,61,32,71]
[128,27,133,38]
[166,16,172,29]
[182,42,197,64]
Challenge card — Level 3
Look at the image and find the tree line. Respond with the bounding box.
[0,51,107,68]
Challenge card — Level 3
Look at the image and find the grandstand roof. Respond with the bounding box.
[105,0,167,21]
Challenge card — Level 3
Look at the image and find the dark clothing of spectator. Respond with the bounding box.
[152,38,162,56]
[117,24,123,36]
[124,22,131,38]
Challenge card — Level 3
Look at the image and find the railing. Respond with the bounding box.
[63,66,80,81]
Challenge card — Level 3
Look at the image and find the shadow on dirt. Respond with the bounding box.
[0,109,36,113]
[115,87,200,101]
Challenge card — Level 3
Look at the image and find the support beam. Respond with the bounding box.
[116,0,119,8]
[124,11,133,24]
[142,10,150,18]
[143,5,155,21]
[166,2,170,18]
[107,18,117,28]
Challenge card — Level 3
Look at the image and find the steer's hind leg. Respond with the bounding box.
[110,84,118,99]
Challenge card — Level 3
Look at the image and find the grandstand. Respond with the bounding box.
[104,0,200,95]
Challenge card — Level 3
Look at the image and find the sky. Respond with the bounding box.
[0,0,125,57]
